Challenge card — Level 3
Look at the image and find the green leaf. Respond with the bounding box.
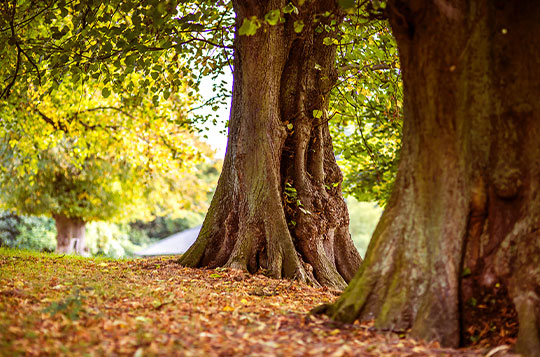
[323,37,334,46]
[102,88,111,98]
[283,3,296,14]
[313,109,323,119]
[52,30,64,40]
[125,54,137,66]
[286,123,293,130]
[293,20,304,33]
[238,17,260,36]
[372,0,387,9]
[264,9,281,26]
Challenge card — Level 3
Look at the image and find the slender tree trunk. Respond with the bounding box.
[179,0,362,290]
[53,214,88,255]
[325,0,540,354]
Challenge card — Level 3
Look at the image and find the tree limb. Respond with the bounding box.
[1,1,22,100]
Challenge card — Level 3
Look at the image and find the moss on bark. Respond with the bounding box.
[179,0,361,290]
[326,0,540,353]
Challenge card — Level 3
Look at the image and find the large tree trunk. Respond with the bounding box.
[179,0,362,290]
[325,0,540,354]
[53,214,88,255]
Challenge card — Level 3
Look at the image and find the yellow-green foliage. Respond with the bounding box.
[347,198,383,257]
[330,19,402,205]
[0,77,218,223]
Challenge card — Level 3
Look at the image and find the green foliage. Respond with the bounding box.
[338,0,357,10]
[346,198,383,257]
[330,16,402,205]
[239,17,261,36]
[293,20,305,33]
[0,0,234,127]
[0,213,56,252]
[0,75,218,224]
[0,211,19,246]
[264,10,282,26]
[0,212,164,258]
[130,212,203,240]
[0,0,402,212]
[85,222,153,258]
[13,217,57,252]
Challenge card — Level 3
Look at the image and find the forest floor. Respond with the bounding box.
[0,248,513,356]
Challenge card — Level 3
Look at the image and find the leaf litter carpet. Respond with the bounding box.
[0,252,510,356]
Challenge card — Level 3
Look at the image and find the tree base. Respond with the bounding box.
[178,0,361,290]
[54,214,88,255]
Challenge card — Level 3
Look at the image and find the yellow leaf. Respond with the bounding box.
[14,281,24,289]
[222,305,234,312]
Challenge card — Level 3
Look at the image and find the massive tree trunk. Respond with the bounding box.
[53,214,88,255]
[179,0,362,290]
[325,0,540,354]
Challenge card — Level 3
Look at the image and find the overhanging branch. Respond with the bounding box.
[1,1,22,100]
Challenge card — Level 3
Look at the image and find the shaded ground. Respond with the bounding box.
[0,249,506,356]
[461,283,518,348]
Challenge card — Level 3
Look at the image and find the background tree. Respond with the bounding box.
[324,1,540,355]
[0,78,216,254]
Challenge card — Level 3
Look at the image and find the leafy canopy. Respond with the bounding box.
[0,0,234,122]
[0,75,218,222]
[1,0,402,206]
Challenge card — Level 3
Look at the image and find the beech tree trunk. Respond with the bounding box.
[54,214,88,255]
[325,0,540,354]
[179,0,362,290]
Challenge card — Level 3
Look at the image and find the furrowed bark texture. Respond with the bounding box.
[326,0,540,353]
[179,0,361,290]
[54,214,87,255]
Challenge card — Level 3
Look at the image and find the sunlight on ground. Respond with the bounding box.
[0,250,481,356]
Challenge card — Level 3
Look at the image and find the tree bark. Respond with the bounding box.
[53,214,88,255]
[325,0,540,354]
[179,0,362,290]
